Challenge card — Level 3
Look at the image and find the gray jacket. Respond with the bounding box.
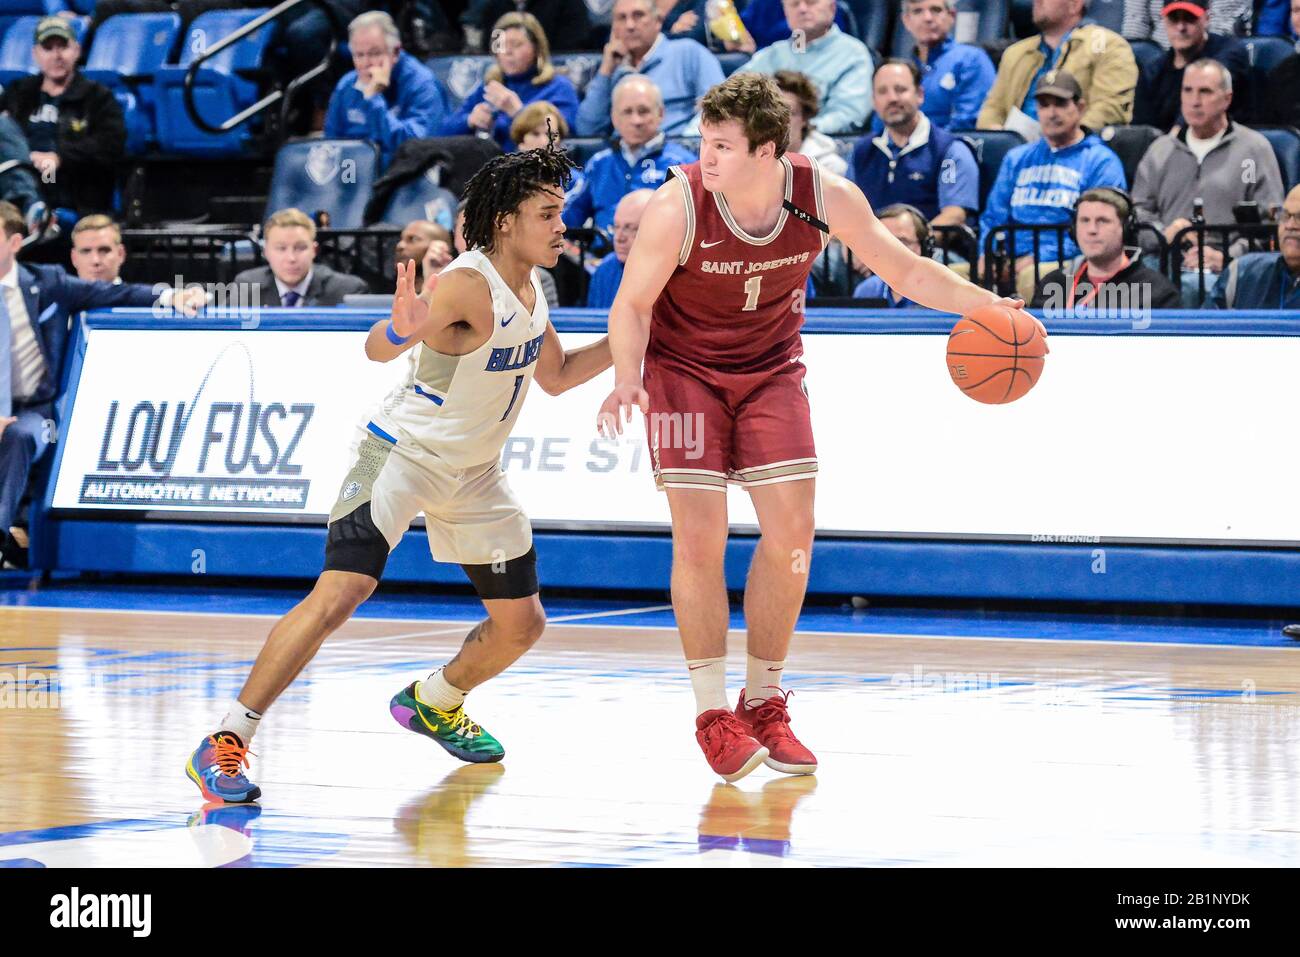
[233,263,369,307]
[1132,122,1284,253]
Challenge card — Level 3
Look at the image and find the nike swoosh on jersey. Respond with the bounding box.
[699,240,724,249]
[501,311,516,327]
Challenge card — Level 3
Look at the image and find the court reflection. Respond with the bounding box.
[394,763,507,866]
[697,775,818,858]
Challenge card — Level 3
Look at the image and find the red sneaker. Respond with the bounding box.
[695,709,769,783]
[735,689,817,775]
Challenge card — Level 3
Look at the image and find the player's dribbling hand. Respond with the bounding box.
[596,382,649,439]
[995,296,1049,355]
[392,259,433,340]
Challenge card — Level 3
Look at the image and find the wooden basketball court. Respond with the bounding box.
[3,600,1299,867]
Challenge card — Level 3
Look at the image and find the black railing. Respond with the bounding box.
[982,222,1169,294]
[1164,222,1280,303]
[182,0,342,145]
[121,227,402,293]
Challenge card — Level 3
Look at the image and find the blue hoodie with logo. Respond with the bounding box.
[324,52,449,168]
[978,132,1125,263]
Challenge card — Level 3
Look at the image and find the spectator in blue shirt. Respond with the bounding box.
[737,0,874,134]
[1210,184,1300,308]
[577,0,724,137]
[564,75,698,238]
[853,60,979,227]
[852,205,935,305]
[899,0,996,129]
[978,70,1127,299]
[440,11,580,151]
[587,189,654,307]
[1254,0,1297,37]
[324,11,449,169]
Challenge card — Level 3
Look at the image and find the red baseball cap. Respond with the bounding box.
[1162,0,1208,17]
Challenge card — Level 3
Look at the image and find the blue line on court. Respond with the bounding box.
[3,581,1299,648]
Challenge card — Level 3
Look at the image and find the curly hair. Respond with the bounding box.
[460,136,578,254]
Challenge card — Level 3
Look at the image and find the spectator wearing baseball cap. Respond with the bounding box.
[979,69,1128,300]
[1121,0,1252,48]
[1133,0,1248,131]
[0,16,125,220]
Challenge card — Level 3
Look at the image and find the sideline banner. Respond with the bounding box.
[49,327,1300,545]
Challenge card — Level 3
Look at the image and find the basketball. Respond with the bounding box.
[946,304,1047,404]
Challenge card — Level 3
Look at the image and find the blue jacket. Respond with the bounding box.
[851,116,979,220]
[440,67,579,152]
[6,263,158,409]
[853,274,912,307]
[979,132,1126,262]
[908,36,996,130]
[576,35,724,138]
[587,255,625,308]
[1210,252,1300,309]
[324,52,449,168]
[740,0,852,51]
[1256,0,1295,37]
[563,135,698,233]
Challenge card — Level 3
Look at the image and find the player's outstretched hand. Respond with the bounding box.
[597,382,650,439]
[392,259,433,341]
[996,297,1049,354]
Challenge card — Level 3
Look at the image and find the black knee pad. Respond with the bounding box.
[323,502,389,581]
[461,545,538,600]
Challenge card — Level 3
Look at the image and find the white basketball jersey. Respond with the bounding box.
[368,250,549,468]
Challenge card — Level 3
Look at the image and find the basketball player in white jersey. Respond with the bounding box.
[185,146,612,804]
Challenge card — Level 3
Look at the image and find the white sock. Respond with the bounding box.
[416,668,468,712]
[744,655,785,708]
[686,656,729,716]
[220,699,263,744]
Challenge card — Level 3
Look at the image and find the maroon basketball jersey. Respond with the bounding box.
[647,153,829,372]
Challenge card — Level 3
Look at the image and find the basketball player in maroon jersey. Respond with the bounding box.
[597,73,1045,782]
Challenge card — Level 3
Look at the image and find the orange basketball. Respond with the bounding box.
[946,304,1047,404]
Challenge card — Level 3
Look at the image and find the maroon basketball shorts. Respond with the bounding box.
[642,354,818,492]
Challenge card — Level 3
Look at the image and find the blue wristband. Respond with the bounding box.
[385,321,410,345]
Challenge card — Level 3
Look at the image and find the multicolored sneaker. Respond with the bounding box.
[734,689,817,775]
[695,708,768,783]
[389,682,505,763]
[185,731,261,804]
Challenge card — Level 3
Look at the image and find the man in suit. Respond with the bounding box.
[235,208,369,308]
[0,201,205,568]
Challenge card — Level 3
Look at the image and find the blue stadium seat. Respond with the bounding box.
[1255,125,1300,191]
[716,51,748,76]
[1128,39,1165,81]
[153,9,276,157]
[560,137,606,166]
[1246,37,1295,121]
[0,16,40,86]
[83,13,180,155]
[265,140,379,228]
[428,54,492,110]
[843,0,887,51]
[379,171,457,230]
[953,127,1024,207]
[0,1,65,45]
[0,13,86,86]
[1083,0,1125,34]
[67,0,94,12]
[553,52,601,98]
[890,0,1010,57]
[1096,124,1160,189]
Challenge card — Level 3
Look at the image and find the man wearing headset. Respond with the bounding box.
[1029,186,1180,314]
[852,204,938,305]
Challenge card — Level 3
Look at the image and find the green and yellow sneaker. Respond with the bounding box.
[389,682,505,763]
